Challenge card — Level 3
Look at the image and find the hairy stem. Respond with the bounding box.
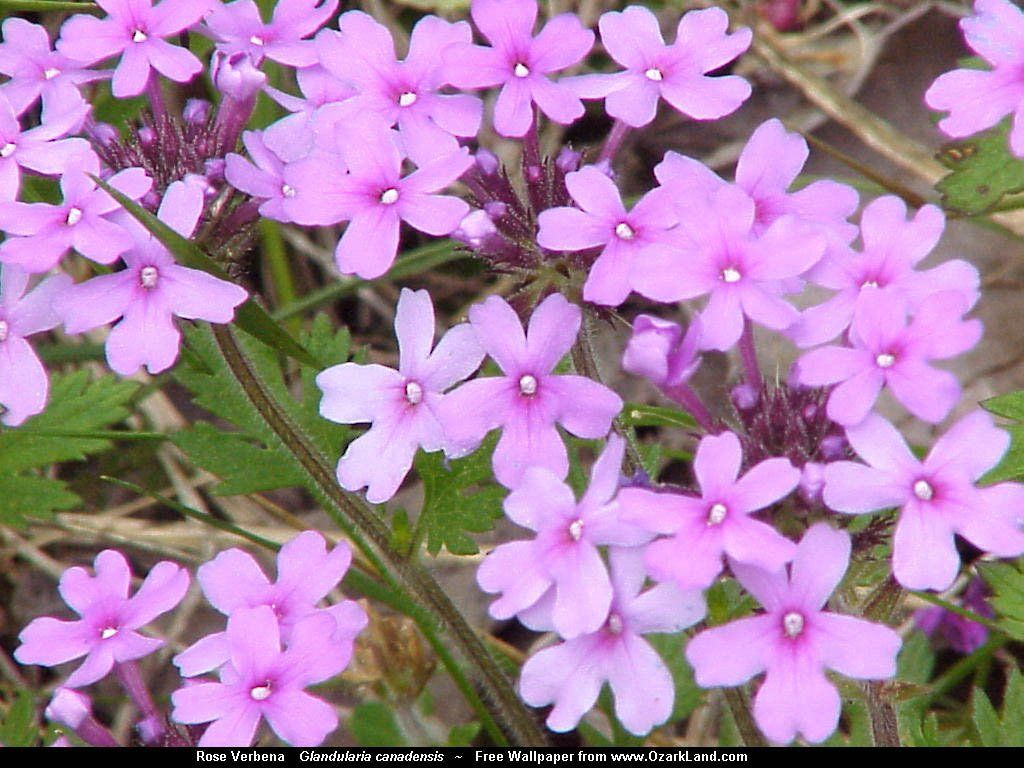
[723,687,767,747]
[209,325,547,747]
[865,681,901,747]
[598,120,631,167]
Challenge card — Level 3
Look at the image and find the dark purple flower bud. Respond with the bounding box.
[89,122,120,149]
[204,157,226,184]
[731,383,759,412]
[137,125,156,147]
[484,201,508,219]
[452,209,498,249]
[475,148,499,177]
[819,434,847,461]
[183,99,213,125]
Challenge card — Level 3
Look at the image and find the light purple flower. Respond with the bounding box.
[823,412,1024,591]
[285,120,471,278]
[54,180,248,375]
[0,265,71,426]
[0,160,151,272]
[224,130,299,222]
[171,606,348,747]
[567,6,751,127]
[619,431,799,590]
[201,0,337,68]
[58,0,212,98]
[686,523,902,744]
[0,18,105,116]
[631,183,825,350]
[175,531,366,677]
[925,0,1024,155]
[261,66,357,162]
[317,288,485,503]
[621,314,702,389]
[317,11,483,161]
[536,165,677,306]
[519,547,705,736]
[14,549,189,688]
[438,292,623,488]
[443,0,593,137]
[477,436,652,637]
[790,196,979,347]
[794,289,981,426]
[0,92,91,201]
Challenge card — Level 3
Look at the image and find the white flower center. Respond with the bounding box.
[405,380,423,405]
[398,91,417,107]
[0,320,7,343]
[861,279,879,289]
[100,626,118,639]
[607,613,624,635]
[707,502,727,525]
[44,67,61,80]
[721,267,742,283]
[644,67,663,82]
[518,374,538,396]
[875,352,896,369]
[249,35,264,46]
[66,207,83,226]
[913,479,934,501]
[140,266,159,288]
[782,611,804,639]
[249,684,272,701]
[513,62,530,78]
[379,187,399,205]
[568,519,584,541]
[132,29,148,43]
[614,222,635,240]
[280,183,295,198]
[0,142,16,158]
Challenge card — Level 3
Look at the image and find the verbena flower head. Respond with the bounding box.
[0,18,105,116]
[439,292,623,488]
[317,288,484,503]
[202,0,337,67]
[822,412,1024,591]
[15,549,189,688]
[519,547,705,736]
[619,430,800,590]
[477,436,652,637]
[685,523,902,744]
[171,606,349,747]
[58,0,212,97]
[536,165,678,306]
[316,11,483,160]
[442,0,593,137]
[0,265,71,426]
[925,0,1024,156]
[795,289,981,426]
[54,179,248,375]
[568,5,751,128]
[0,159,152,272]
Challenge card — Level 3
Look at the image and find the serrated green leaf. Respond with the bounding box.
[171,423,305,495]
[971,668,1024,746]
[0,691,37,747]
[414,437,503,556]
[348,701,406,747]
[0,474,79,527]
[977,560,1024,640]
[936,119,1024,215]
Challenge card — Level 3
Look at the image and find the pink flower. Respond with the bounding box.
[686,523,902,744]
[443,0,593,137]
[823,412,1024,591]
[317,11,483,161]
[519,548,705,735]
[536,165,678,306]
[794,289,981,426]
[439,293,623,488]
[791,196,979,347]
[224,130,298,222]
[201,0,337,68]
[0,159,152,272]
[925,0,1024,155]
[621,314,702,389]
[619,431,799,590]
[568,6,751,127]
[54,180,248,375]
[58,0,212,98]
[285,119,471,278]
[261,66,357,163]
[317,288,485,503]
[0,18,105,116]
[0,265,71,426]
[631,183,825,350]
[171,606,349,747]
[477,436,652,637]
[175,531,365,677]
[14,549,189,688]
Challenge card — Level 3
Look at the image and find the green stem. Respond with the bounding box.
[723,687,767,747]
[209,325,547,747]
[260,220,300,336]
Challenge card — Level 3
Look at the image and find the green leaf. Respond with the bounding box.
[0,692,37,748]
[414,437,504,556]
[0,0,96,10]
[977,560,1024,640]
[621,403,696,430]
[348,701,406,747]
[982,391,1024,421]
[92,176,319,368]
[171,423,305,495]
[446,722,481,747]
[971,668,1024,746]
[936,118,1024,215]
